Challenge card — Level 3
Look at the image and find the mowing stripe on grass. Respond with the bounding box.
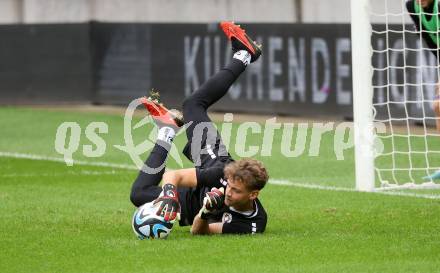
[2,151,440,200]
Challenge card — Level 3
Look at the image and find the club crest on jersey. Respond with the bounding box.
[222,212,232,224]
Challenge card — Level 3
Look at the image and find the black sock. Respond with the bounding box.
[130,140,170,206]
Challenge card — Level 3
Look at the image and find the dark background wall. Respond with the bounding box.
[0,22,438,122]
[0,24,92,103]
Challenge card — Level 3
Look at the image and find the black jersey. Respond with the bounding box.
[178,163,268,234]
[180,185,267,234]
[178,159,229,227]
[209,198,267,234]
[180,139,235,226]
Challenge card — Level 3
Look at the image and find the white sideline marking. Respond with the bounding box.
[269,179,355,192]
[0,151,138,170]
[271,179,440,200]
[1,151,440,200]
[0,170,121,178]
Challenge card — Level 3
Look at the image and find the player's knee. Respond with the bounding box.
[183,96,206,116]
[182,97,197,117]
[129,187,143,207]
[182,96,196,111]
[183,92,208,108]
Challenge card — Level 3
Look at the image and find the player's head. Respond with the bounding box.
[223,159,268,208]
[417,0,434,8]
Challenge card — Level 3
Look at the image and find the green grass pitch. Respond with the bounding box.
[1,107,440,273]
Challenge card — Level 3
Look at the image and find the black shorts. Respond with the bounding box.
[178,123,234,226]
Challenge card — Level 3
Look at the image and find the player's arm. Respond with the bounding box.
[156,169,224,222]
[190,187,225,235]
[190,216,223,235]
[162,168,197,188]
[153,168,197,222]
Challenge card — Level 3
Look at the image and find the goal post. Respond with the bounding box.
[351,0,375,191]
[351,0,440,191]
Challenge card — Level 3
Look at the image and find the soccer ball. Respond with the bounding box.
[132,201,174,239]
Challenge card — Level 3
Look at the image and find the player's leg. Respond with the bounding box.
[182,52,256,116]
[183,22,261,136]
[182,22,262,164]
[182,59,245,139]
[130,142,169,207]
[181,59,244,165]
[129,97,184,207]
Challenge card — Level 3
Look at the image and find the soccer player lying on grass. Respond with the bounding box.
[130,22,269,235]
[407,0,440,133]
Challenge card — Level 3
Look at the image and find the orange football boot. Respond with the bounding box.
[220,21,262,62]
[139,96,184,129]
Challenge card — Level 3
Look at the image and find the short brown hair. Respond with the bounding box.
[224,158,269,191]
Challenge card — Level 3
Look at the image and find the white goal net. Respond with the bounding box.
[352,0,440,191]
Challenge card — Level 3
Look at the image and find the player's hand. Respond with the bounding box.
[198,187,225,219]
[154,183,180,222]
